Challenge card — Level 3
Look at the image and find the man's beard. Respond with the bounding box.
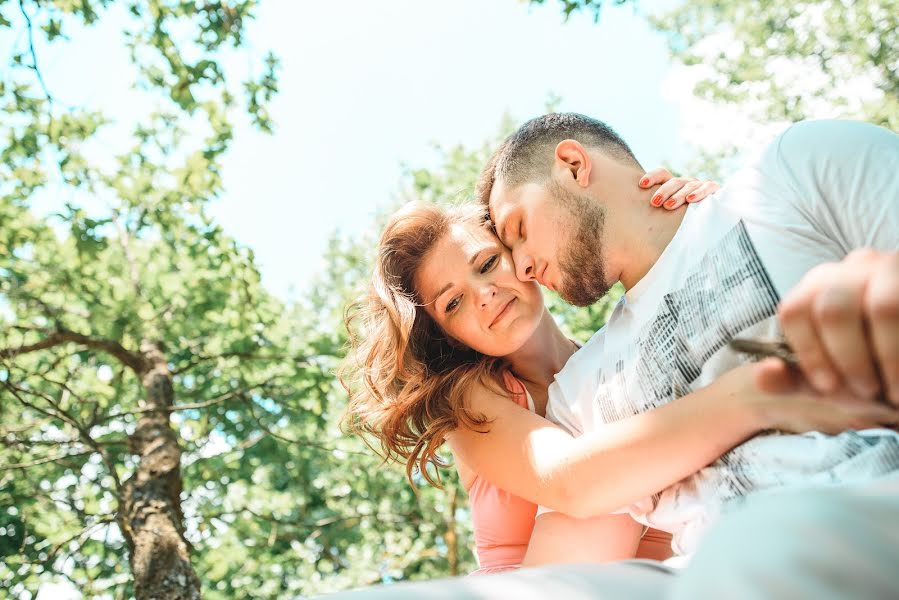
[553,184,611,307]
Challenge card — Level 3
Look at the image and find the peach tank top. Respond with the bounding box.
[466,371,674,575]
[467,371,538,574]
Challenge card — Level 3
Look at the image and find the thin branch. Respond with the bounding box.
[110,209,144,302]
[184,431,265,465]
[0,328,145,373]
[45,516,117,566]
[3,379,83,431]
[2,435,126,450]
[244,396,371,457]
[3,380,124,495]
[200,507,418,534]
[90,382,266,426]
[1,449,93,470]
[17,0,54,106]
[171,351,307,376]
[0,417,53,434]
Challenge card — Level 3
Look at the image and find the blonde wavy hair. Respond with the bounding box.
[340,201,510,486]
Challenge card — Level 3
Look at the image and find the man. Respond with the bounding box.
[479,113,899,595]
[320,116,898,600]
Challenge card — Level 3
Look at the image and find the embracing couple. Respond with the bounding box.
[338,114,899,599]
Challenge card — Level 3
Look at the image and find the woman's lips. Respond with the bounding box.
[490,297,516,328]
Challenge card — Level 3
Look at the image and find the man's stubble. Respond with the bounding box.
[553,183,612,307]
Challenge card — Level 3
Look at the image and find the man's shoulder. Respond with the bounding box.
[760,119,897,168]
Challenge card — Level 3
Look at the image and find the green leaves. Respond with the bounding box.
[528,0,635,22]
[1,1,286,596]
[652,0,899,130]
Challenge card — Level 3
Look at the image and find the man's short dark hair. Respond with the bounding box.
[476,112,641,210]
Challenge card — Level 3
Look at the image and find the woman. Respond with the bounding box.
[341,174,897,574]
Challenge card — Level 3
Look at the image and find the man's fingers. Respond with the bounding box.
[813,275,880,399]
[866,253,899,406]
[778,266,843,394]
[843,402,899,430]
[753,358,799,394]
[685,181,720,203]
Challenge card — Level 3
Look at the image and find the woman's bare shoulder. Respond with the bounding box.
[460,372,519,417]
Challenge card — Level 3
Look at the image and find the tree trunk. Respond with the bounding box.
[121,340,201,600]
[445,484,459,577]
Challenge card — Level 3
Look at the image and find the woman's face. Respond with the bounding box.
[414,221,545,357]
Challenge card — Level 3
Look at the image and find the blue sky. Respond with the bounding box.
[5,0,697,302]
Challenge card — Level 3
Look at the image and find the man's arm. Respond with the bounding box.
[522,512,642,567]
[757,121,899,404]
[761,249,899,405]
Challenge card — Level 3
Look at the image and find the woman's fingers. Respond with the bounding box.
[639,167,674,189]
[664,180,702,210]
[686,181,720,203]
[641,169,721,209]
[652,177,695,208]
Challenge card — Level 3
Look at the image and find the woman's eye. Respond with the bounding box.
[480,254,498,274]
[445,296,461,313]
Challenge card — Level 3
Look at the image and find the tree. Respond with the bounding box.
[652,0,899,131]
[532,0,897,173]
[527,0,634,21]
[0,4,504,595]
[1,1,279,597]
[1,2,632,596]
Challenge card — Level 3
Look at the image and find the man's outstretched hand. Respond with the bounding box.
[755,249,899,407]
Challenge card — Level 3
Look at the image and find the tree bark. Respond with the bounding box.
[121,340,201,600]
[446,483,459,577]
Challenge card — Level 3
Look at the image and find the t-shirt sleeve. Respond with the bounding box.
[544,381,584,437]
[537,379,583,517]
[769,119,899,252]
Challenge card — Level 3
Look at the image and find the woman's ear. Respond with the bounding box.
[554,139,593,188]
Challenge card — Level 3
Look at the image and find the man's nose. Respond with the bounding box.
[513,246,536,282]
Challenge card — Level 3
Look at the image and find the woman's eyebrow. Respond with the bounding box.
[428,283,452,306]
[468,248,484,266]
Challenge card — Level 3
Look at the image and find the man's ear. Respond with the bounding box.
[554,140,593,188]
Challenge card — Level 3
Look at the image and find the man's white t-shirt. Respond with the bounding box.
[543,120,899,555]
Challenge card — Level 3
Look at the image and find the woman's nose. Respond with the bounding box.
[478,285,497,308]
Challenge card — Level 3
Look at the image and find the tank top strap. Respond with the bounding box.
[501,370,530,410]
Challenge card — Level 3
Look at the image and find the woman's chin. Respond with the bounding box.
[482,322,540,358]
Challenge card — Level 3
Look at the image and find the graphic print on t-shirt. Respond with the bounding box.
[594,220,779,423]
[588,219,899,546]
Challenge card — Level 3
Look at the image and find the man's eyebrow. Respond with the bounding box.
[497,217,512,247]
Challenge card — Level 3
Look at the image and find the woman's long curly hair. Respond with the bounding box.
[340,202,509,486]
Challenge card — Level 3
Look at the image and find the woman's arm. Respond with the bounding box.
[445,363,899,519]
[522,512,643,567]
[523,513,672,567]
